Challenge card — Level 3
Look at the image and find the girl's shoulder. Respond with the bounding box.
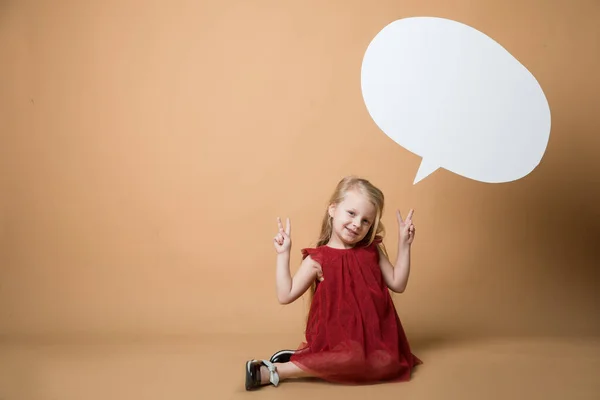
[301,245,326,265]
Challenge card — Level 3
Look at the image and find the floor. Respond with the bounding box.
[1,333,598,400]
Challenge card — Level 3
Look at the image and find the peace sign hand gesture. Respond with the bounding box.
[397,209,416,246]
[273,217,292,254]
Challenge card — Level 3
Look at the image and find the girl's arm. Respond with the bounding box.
[377,209,415,293]
[377,244,411,293]
[276,253,323,304]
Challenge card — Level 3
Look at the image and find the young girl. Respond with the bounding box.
[245,176,422,390]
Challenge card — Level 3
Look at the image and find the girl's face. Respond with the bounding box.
[328,190,376,247]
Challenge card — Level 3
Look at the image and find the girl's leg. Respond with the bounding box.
[260,362,314,384]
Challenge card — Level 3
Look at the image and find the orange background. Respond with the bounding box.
[1,0,599,347]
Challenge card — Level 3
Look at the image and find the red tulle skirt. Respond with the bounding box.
[289,241,422,384]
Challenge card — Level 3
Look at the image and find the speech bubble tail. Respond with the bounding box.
[413,158,440,184]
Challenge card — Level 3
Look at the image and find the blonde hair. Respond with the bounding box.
[306,176,388,312]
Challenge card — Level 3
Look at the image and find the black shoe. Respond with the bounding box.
[245,359,280,391]
[269,349,296,364]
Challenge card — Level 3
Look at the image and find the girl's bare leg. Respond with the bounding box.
[260,362,314,384]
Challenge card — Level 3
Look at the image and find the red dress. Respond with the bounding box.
[289,238,422,384]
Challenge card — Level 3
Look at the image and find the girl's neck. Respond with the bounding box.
[325,236,355,250]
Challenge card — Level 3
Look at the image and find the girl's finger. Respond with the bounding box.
[397,210,403,223]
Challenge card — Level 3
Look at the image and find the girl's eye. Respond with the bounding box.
[347,211,355,216]
[362,220,370,225]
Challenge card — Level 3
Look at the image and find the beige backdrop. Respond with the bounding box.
[1,0,599,346]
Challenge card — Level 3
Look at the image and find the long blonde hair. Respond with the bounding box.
[305,176,388,312]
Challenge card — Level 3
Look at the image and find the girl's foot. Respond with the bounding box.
[245,360,280,391]
[270,349,296,363]
[259,366,271,384]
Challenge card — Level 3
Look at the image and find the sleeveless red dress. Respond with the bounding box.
[289,238,422,384]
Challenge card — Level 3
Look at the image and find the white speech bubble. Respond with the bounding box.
[361,17,551,184]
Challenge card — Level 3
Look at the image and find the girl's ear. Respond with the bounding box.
[328,204,336,219]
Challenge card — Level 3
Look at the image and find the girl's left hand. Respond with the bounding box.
[397,209,415,246]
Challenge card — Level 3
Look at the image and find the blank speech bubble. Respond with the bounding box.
[361,17,551,184]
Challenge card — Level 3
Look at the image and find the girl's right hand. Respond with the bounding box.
[273,217,292,254]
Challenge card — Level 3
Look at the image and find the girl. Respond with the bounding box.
[245,176,422,390]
